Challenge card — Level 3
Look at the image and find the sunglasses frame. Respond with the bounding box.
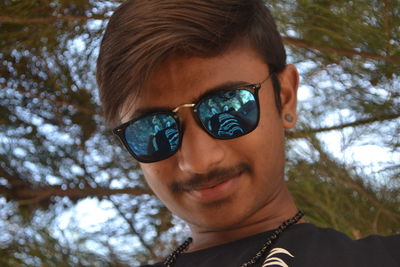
[113,81,266,163]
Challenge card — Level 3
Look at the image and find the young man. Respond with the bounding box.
[96,1,400,266]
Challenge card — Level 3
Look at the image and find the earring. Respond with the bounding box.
[284,114,293,122]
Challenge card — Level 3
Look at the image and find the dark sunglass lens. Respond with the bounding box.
[197,89,258,138]
[124,114,179,162]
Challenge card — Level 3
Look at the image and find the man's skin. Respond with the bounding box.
[121,42,302,252]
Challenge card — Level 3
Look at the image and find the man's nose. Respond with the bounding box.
[176,114,225,174]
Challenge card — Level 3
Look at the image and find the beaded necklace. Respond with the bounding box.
[164,210,304,267]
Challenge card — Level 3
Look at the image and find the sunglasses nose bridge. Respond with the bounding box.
[172,103,199,131]
[172,103,196,113]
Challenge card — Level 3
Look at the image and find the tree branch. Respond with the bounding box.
[109,197,159,260]
[2,15,398,64]
[0,184,152,204]
[283,37,400,64]
[0,15,107,24]
[309,136,400,221]
[381,0,393,55]
[289,113,400,139]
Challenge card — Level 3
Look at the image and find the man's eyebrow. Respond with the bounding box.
[130,80,252,120]
[128,106,168,121]
[203,80,250,95]
[189,80,251,103]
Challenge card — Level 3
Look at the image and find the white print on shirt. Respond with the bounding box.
[261,248,294,267]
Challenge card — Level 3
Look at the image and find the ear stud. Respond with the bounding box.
[284,114,293,122]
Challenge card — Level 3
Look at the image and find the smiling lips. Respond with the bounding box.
[187,170,243,203]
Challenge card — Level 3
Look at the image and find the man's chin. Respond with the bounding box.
[182,204,253,233]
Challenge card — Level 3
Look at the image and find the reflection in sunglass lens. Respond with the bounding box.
[125,113,179,162]
[197,89,258,138]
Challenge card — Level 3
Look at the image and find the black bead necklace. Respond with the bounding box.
[164,210,304,267]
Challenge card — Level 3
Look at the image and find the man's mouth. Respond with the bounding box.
[187,169,245,203]
[170,162,252,203]
[191,174,239,191]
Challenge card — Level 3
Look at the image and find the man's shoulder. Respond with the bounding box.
[294,223,400,247]
[357,232,400,264]
[279,223,400,266]
[286,222,400,244]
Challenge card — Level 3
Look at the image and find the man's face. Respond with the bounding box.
[121,44,298,232]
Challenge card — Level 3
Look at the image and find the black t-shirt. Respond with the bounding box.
[141,223,400,266]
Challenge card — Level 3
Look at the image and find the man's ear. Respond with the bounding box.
[277,64,299,129]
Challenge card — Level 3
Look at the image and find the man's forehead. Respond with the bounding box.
[119,55,215,122]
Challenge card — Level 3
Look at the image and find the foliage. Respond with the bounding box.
[0,0,399,265]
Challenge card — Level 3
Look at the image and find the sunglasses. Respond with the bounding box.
[113,74,272,163]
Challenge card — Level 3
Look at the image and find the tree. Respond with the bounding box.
[0,0,399,265]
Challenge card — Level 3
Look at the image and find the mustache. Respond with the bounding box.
[171,162,252,193]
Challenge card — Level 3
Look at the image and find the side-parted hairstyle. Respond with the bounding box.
[96,0,286,127]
